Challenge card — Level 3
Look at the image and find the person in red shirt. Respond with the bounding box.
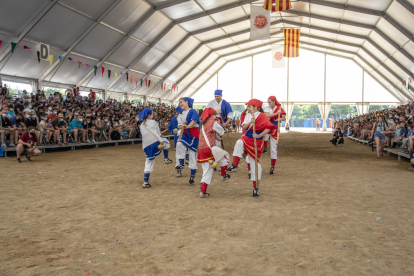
[16,126,41,163]
[89,89,96,100]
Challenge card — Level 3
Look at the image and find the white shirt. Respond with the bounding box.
[140,119,162,149]
[242,111,261,132]
[177,109,199,128]
[207,100,233,120]
[263,105,278,121]
[213,121,225,136]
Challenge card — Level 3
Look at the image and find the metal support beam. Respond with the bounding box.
[186,62,228,99]
[396,0,414,16]
[0,0,59,63]
[38,0,122,85]
[76,9,156,87]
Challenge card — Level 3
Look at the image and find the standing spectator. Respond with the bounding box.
[371,116,388,159]
[235,117,241,133]
[89,89,96,100]
[16,126,41,163]
[316,118,321,131]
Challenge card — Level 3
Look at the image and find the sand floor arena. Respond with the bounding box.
[1,131,413,276]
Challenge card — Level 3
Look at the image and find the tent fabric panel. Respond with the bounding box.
[207,38,237,50]
[207,59,226,75]
[375,19,410,47]
[170,37,201,60]
[132,48,165,73]
[1,40,63,80]
[102,0,152,34]
[131,12,171,44]
[197,52,220,71]
[73,24,125,60]
[347,0,392,11]
[197,0,239,10]
[154,25,189,53]
[221,20,251,35]
[194,29,227,42]
[341,10,379,26]
[0,0,47,36]
[106,38,148,68]
[181,67,203,86]
[152,56,181,77]
[59,0,114,19]
[25,4,93,50]
[160,1,203,20]
[169,63,193,82]
[111,70,144,93]
[186,45,211,66]
[209,7,247,25]
[386,1,414,38]
[179,16,217,33]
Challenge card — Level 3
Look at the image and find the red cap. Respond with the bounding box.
[268,96,281,106]
[246,99,263,108]
[201,107,216,122]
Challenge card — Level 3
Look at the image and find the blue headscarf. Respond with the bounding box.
[182,97,194,108]
[215,89,222,96]
[138,108,152,122]
[176,106,183,114]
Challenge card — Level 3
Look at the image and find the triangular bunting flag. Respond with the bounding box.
[135,78,138,87]
[86,64,90,68]
[77,61,82,68]
[11,42,17,53]
[115,72,118,78]
[174,86,176,92]
[148,80,151,87]
[37,51,40,63]
[94,66,97,76]
[140,79,143,87]
[126,73,128,81]
[0,40,3,49]
[49,55,54,66]
[130,75,133,83]
[59,56,63,62]
[101,67,105,77]
[161,82,163,90]
[164,83,166,90]
[108,70,111,79]
[68,57,73,61]
[23,45,30,49]
[145,78,148,87]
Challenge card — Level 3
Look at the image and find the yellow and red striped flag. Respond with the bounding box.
[263,0,292,11]
[283,28,300,58]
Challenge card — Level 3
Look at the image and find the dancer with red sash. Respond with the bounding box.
[264,96,286,174]
[227,99,276,197]
[197,108,231,198]
[175,97,200,185]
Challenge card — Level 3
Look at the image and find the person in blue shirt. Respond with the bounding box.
[391,121,407,148]
[68,115,86,143]
[162,106,182,150]
[8,113,24,146]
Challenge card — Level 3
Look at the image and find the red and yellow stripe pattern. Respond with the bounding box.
[283,28,300,58]
[262,0,292,11]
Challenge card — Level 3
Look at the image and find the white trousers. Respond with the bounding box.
[263,134,270,142]
[215,139,221,148]
[144,158,155,173]
[270,136,278,159]
[176,142,197,170]
[200,153,229,184]
[247,155,262,181]
[233,139,244,159]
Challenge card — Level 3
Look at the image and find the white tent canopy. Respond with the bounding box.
[0,0,413,103]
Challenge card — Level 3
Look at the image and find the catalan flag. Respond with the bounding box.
[263,0,292,12]
[283,28,300,58]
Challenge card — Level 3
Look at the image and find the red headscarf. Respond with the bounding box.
[201,107,216,122]
[246,99,263,108]
[268,96,281,106]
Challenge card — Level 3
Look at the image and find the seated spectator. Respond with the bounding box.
[16,126,41,163]
[83,116,97,143]
[9,113,24,146]
[68,114,86,143]
[53,112,69,145]
[331,127,344,147]
[385,117,396,147]
[391,121,407,148]
[1,109,14,147]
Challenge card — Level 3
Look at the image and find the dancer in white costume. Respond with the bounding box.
[206,89,233,147]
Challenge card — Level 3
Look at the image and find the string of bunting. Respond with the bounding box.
[0,40,179,91]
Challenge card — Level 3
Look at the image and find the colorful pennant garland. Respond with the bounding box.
[94,66,97,76]
[49,55,54,66]
[11,43,17,53]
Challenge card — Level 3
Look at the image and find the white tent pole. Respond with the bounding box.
[323,54,327,131]
[251,56,254,99]
[287,58,290,126]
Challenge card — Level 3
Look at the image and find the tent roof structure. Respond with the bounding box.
[0,0,413,103]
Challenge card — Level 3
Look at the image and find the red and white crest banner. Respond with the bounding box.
[272,45,285,68]
[250,5,270,41]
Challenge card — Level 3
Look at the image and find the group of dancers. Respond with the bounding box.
[137,90,286,198]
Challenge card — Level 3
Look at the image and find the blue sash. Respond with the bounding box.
[144,141,161,160]
[245,129,264,140]
[180,132,199,152]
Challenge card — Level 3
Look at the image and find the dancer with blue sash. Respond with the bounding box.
[207,89,233,147]
[139,108,172,188]
[175,97,200,185]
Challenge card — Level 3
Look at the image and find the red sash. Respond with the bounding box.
[184,127,199,139]
[197,148,214,163]
[240,136,264,161]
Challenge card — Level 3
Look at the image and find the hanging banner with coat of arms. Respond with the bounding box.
[250,5,270,41]
[272,45,285,68]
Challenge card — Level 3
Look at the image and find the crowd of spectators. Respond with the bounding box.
[333,101,414,166]
[0,86,178,154]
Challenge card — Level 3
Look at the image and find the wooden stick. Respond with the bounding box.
[177,121,186,143]
[276,112,281,145]
[251,111,259,189]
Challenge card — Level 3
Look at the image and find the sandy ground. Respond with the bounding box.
[0,131,413,276]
